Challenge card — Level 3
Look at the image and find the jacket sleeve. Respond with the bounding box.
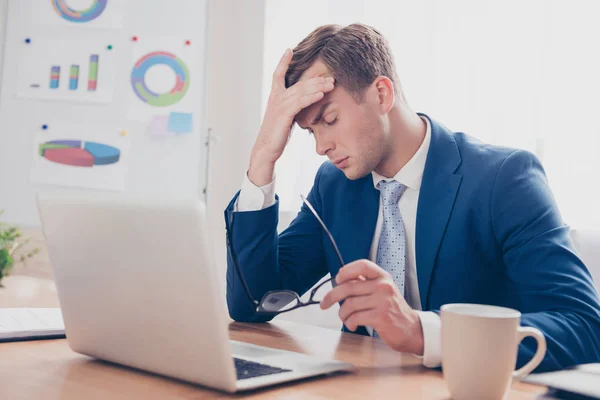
[224,163,329,322]
[491,150,600,372]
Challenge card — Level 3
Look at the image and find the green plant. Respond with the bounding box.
[0,210,39,287]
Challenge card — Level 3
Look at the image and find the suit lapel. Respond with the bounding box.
[334,177,380,269]
[416,115,463,310]
[334,176,379,337]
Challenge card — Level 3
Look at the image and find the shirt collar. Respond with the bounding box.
[371,116,432,191]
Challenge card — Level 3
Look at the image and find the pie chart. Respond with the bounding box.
[39,140,120,167]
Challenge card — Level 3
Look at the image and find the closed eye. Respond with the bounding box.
[306,117,336,135]
[324,117,338,127]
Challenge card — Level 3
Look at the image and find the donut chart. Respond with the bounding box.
[39,140,120,167]
[52,0,108,23]
[130,51,190,107]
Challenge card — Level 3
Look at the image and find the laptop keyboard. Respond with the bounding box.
[234,357,292,380]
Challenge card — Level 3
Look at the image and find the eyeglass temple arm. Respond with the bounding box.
[309,276,334,299]
[226,195,344,311]
[226,211,260,307]
[300,195,345,267]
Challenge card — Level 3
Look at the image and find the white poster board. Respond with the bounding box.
[0,0,209,225]
[128,36,199,136]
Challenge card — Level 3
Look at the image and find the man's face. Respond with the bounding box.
[295,60,390,180]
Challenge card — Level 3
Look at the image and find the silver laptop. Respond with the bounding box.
[36,193,353,393]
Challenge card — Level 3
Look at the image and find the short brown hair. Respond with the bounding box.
[285,23,404,103]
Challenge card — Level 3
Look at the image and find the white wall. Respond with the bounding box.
[262,0,600,230]
[204,0,266,275]
[0,1,6,97]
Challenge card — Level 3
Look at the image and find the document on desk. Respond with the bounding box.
[0,308,65,342]
[524,364,600,399]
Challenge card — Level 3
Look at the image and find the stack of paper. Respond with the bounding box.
[0,308,65,342]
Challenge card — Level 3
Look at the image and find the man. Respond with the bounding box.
[224,23,600,371]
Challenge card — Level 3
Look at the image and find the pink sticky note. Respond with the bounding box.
[151,115,170,137]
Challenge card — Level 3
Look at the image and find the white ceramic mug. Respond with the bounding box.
[441,304,547,400]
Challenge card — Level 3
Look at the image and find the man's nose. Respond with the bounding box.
[315,133,334,156]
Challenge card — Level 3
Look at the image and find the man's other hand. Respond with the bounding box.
[320,259,425,356]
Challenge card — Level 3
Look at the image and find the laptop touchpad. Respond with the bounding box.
[230,341,285,359]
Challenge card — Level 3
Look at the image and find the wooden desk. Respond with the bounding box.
[0,272,547,399]
[1,322,546,399]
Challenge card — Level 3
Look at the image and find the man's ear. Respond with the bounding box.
[372,76,395,114]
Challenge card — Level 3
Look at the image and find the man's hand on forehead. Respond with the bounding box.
[248,49,336,186]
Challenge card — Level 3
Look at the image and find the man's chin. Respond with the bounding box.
[341,166,371,181]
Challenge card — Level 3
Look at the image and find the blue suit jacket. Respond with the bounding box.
[224,114,600,372]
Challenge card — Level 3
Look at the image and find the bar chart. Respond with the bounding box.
[48,55,98,91]
[17,35,116,103]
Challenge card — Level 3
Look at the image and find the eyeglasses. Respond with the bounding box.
[226,194,345,315]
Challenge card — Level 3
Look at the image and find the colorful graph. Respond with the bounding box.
[39,140,120,167]
[69,65,79,90]
[130,51,189,107]
[88,55,99,91]
[40,55,99,91]
[52,0,107,23]
[50,66,60,89]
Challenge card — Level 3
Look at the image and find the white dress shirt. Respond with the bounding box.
[235,117,442,368]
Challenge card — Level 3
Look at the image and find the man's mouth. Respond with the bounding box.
[332,157,349,168]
